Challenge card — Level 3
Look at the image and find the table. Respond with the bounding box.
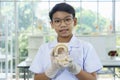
[17,61,30,80]
[17,60,120,80]
[101,60,120,80]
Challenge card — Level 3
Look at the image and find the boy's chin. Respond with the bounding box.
[60,34,72,38]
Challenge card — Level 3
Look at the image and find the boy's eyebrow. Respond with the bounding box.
[53,15,73,20]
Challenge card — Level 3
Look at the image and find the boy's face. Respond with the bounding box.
[50,11,77,38]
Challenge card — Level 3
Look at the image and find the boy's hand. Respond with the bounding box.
[56,54,81,75]
[45,56,62,78]
[67,60,81,75]
[54,53,81,75]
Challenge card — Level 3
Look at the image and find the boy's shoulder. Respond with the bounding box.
[75,37,93,48]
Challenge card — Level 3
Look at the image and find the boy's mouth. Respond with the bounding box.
[59,29,69,33]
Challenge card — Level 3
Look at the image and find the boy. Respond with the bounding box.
[29,2,103,80]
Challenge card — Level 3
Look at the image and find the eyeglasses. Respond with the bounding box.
[52,17,74,27]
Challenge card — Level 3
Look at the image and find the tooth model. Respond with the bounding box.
[52,43,72,67]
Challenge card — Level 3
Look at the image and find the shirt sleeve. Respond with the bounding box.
[83,43,103,73]
[29,45,45,74]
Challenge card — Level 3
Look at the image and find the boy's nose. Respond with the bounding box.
[60,20,66,27]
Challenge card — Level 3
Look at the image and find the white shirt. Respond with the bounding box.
[29,35,103,80]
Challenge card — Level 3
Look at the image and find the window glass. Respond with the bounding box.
[17,2,34,32]
[79,2,97,34]
[0,2,15,79]
[115,2,120,32]
[34,2,50,34]
[0,2,15,48]
[17,0,64,1]
[0,16,5,36]
[81,0,97,1]
[0,40,5,54]
[98,2,113,33]
[0,0,14,1]
[66,0,81,1]
[116,0,120,1]
[81,0,112,1]
[98,0,113,1]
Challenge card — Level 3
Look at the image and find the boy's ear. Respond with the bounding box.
[50,21,54,29]
[74,18,77,26]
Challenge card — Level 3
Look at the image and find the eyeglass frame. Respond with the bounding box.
[52,16,74,27]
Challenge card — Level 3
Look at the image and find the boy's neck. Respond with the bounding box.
[57,34,73,43]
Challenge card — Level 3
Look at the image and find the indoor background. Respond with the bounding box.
[0,0,120,80]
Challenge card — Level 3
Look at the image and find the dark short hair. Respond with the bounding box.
[49,3,75,21]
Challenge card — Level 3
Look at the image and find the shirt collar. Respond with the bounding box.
[68,35,79,48]
[49,35,79,48]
